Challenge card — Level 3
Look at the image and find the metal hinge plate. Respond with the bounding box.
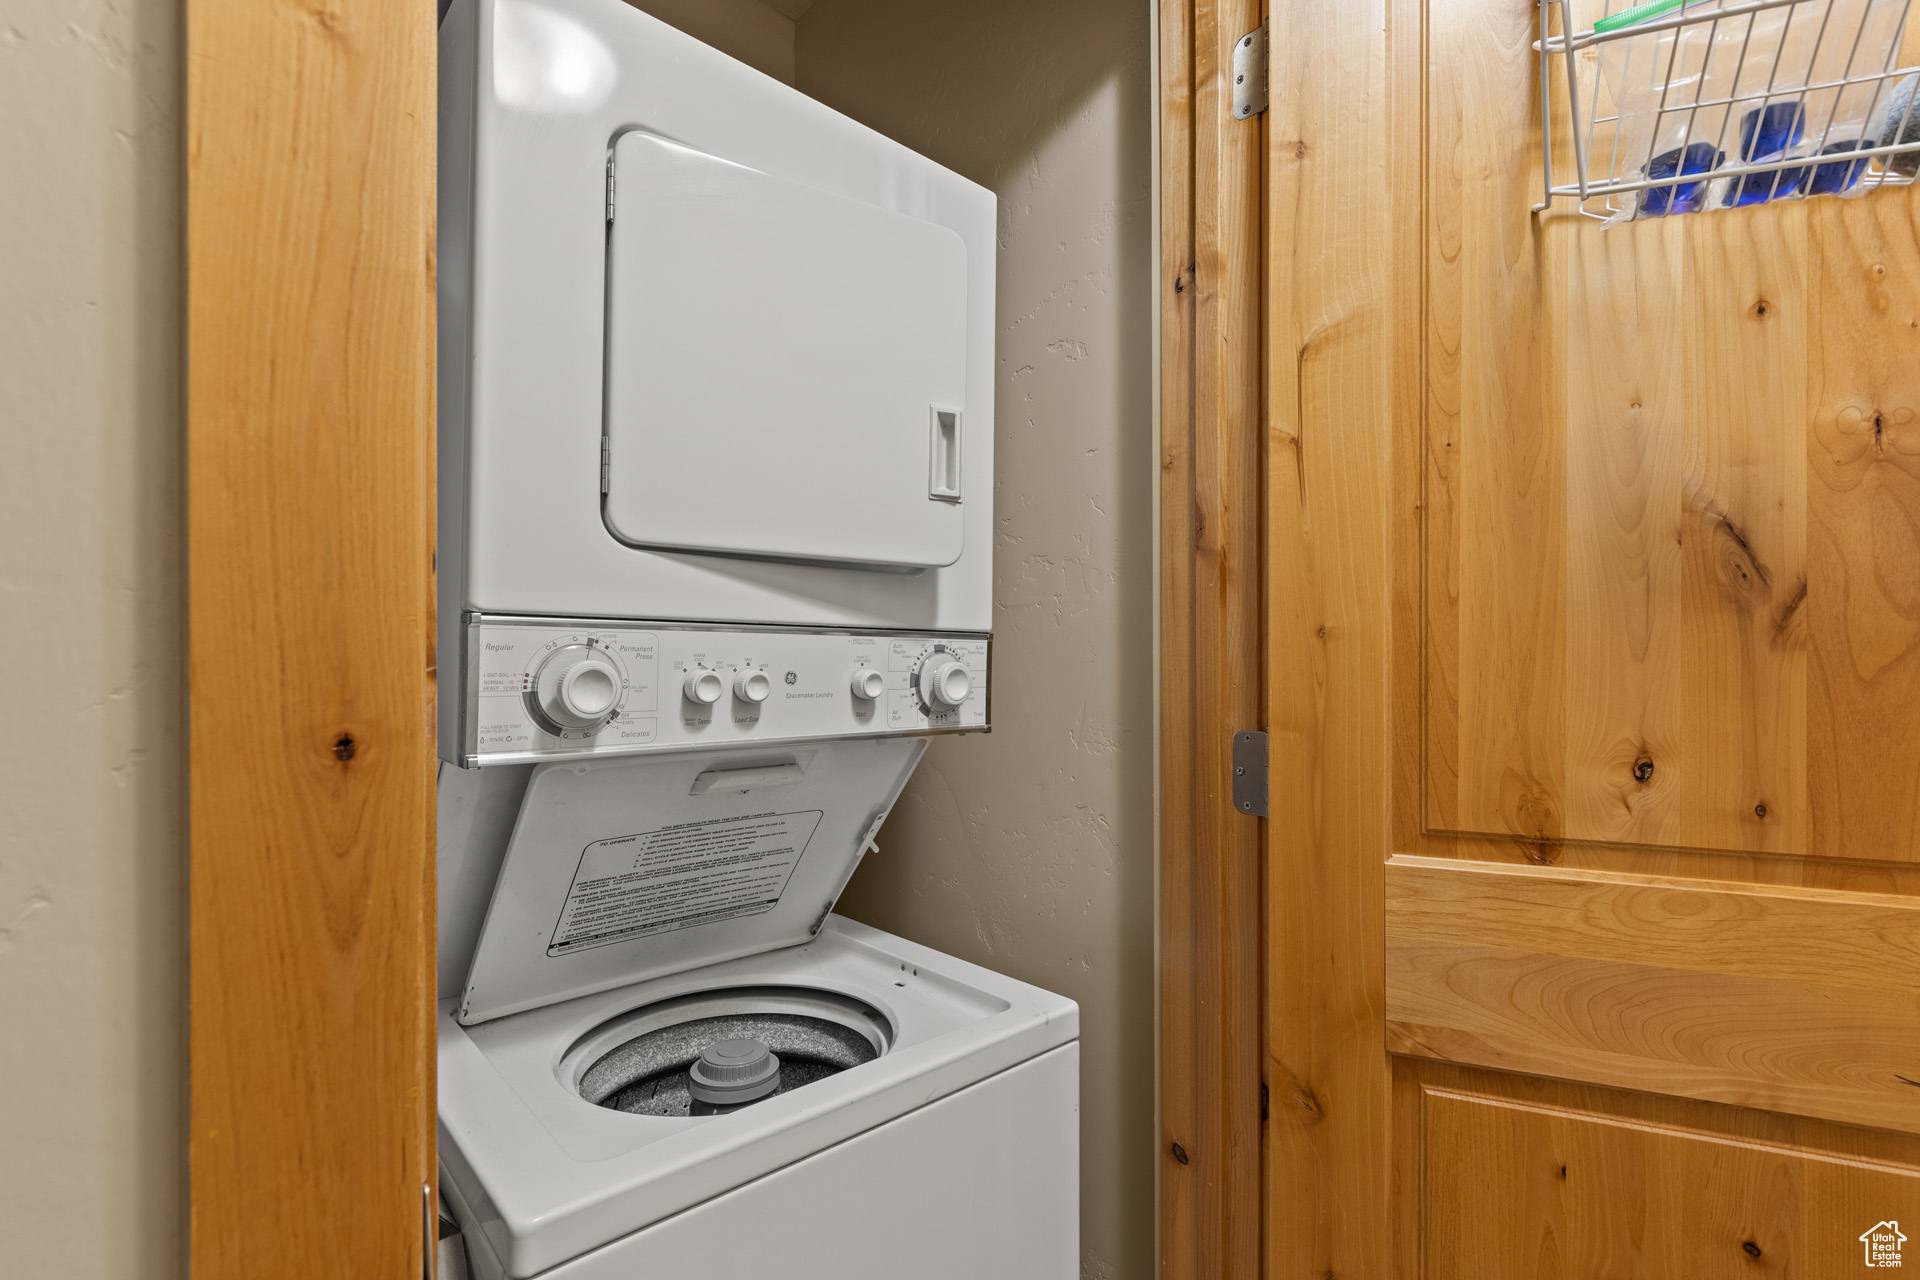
[1232,730,1268,817]
[600,436,610,493]
[606,160,616,223]
[1232,22,1268,120]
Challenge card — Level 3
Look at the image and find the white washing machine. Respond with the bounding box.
[435,742,1079,1278]
[435,0,1079,1275]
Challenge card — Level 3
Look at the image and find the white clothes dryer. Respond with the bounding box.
[438,0,999,768]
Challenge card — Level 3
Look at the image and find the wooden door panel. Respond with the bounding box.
[1386,856,1920,1132]
[1677,212,1811,857]
[1421,1,1920,863]
[1397,1062,1920,1278]
[1808,196,1920,860]
[1423,0,1568,848]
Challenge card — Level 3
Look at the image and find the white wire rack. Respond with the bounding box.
[1537,0,1920,219]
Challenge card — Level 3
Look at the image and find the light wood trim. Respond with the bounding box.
[1387,856,1920,1132]
[187,0,437,1273]
[1264,0,1397,1273]
[1157,0,1265,1275]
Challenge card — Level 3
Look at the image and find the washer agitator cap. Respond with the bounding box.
[687,1037,782,1106]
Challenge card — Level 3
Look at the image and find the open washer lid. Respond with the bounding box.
[457,736,925,1024]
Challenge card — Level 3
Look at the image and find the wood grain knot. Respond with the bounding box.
[1754,803,1768,819]
[332,733,357,762]
[1170,1141,1190,1165]
[1751,297,1770,319]
[1632,757,1655,783]
[1742,1241,1763,1258]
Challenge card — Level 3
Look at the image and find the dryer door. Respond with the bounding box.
[602,132,969,570]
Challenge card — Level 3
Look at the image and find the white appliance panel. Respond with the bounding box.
[604,132,968,569]
[455,1044,1079,1280]
[458,740,924,1023]
[454,617,988,767]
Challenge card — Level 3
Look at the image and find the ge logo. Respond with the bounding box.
[784,671,798,685]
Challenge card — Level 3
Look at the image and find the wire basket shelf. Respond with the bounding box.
[1537,0,1920,220]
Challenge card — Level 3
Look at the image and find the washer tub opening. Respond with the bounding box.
[562,986,893,1119]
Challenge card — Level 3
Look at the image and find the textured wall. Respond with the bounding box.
[0,0,185,1277]
[624,0,801,83]
[796,7,1155,1277]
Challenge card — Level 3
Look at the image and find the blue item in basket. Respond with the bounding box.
[1729,103,1808,206]
[1640,142,1722,216]
[1805,139,1870,196]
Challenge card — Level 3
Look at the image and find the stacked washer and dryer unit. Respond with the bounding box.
[434,1,1079,1276]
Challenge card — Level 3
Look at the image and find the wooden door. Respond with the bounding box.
[1256,0,1920,1275]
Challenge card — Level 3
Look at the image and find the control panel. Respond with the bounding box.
[453,616,990,766]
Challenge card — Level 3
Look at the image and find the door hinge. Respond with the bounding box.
[600,436,610,494]
[1232,22,1268,120]
[605,159,616,224]
[1232,730,1268,817]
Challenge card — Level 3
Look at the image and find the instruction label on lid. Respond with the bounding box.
[547,810,823,956]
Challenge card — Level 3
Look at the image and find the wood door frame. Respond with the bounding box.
[186,1,438,1274]
[1157,0,1267,1275]
[1158,0,1396,1275]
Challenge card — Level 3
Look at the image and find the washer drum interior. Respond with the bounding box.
[562,987,893,1118]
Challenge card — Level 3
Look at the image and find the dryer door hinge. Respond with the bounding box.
[1232,22,1268,120]
[600,436,611,494]
[605,159,616,224]
[1232,729,1268,817]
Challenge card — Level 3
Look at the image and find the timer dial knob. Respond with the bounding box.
[734,669,772,703]
[532,645,623,731]
[916,655,973,711]
[683,669,725,705]
[850,667,887,701]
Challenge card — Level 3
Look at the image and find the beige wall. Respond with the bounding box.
[796,7,1156,1277]
[0,0,185,1276]
[624,0,809,84]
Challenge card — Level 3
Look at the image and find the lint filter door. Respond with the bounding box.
[601,132,969,569]
[457,736,925,1024]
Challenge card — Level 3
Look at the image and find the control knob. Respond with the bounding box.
[849,667,887,701]
[916,654,973,711]
[531,645,623,732]
[683,669,725,705]
[734,669,772,703]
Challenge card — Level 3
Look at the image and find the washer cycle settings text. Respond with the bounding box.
[465,619,988,764]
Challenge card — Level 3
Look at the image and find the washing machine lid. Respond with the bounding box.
[601,130,970,570]
[456,736,925,1024]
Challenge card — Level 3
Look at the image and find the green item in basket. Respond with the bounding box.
[1593,0,1697,35]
